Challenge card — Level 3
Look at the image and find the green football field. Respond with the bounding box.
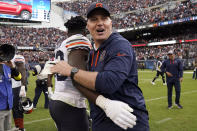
[19,70,197,131]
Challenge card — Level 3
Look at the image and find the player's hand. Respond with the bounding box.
[96,95,137,130]
[51,61,72,77]
[41,61,58,75]
[166,72,173,77]
[180,77,183,82]
[47,87,53,99]
[19,86,26,97]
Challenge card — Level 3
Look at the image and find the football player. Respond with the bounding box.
[46,16,91,131]
[151,57,166,85]
[32,56,49,109]
[11,54,27,131]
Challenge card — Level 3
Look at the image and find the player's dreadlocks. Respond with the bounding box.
[64,16,87,35]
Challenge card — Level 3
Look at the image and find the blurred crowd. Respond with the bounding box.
[0,26,62,64]
[56,0,197,29]
[19,51,55,64]
[0,25,67,47]
[57,0,168,16]
[0,24,196,64]
[134,42,197,60]
[0,0,196,64]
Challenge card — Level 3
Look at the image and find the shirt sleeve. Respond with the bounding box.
[95,40,133,94]
[178,60,183,78]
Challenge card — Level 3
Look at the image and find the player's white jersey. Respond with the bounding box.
[156,60,162,72]
[52,34,91,108]
[11,55,25,88]
[34,64,48,80]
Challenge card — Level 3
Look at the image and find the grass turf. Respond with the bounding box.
[19,70,197,131]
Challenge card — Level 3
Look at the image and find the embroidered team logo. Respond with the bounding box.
[99,50,106,62]
[117,52,126,56]
[96,3,103,8]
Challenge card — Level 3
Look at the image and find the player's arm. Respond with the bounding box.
[47,74,53,87]
[47,73,54,99]
[68,49,98,102]
[15,61,27,97]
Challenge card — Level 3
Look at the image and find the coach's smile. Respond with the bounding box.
[96,28,105,35]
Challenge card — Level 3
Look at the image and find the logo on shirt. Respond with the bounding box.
[117,52,126,57]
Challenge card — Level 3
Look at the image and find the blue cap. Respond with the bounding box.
[87,2,110,18]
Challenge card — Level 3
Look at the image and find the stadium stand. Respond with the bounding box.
[0,0,196,69]
[56,0,197,29]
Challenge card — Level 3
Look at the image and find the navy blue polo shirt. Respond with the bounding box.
[161,58,183,82]
[88,32,149,128]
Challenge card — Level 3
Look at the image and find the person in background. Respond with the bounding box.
[152,60,156,72]
[32,56,49,109]
[0,44,22,131]
[192,57,197,80]
[161,50,183,109]
[24,56,30,87]
[51,2,149,131]
[151,57,166,85]
[11,54,27,131]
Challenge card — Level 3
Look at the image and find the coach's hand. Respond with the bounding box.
[51,61,72,76]
[166,72,173,77]
[96,95,137,130]
[180,77,183,82]
[19,85,26,97]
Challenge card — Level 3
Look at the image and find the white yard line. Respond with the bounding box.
[24,118,52,125]
[146,96,167,102]
[146,90,197,102]
[156,118,172,124]
[138,71,193,74]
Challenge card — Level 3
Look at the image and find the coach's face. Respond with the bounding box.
[168,54,174,60]
[87,9,112,46]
